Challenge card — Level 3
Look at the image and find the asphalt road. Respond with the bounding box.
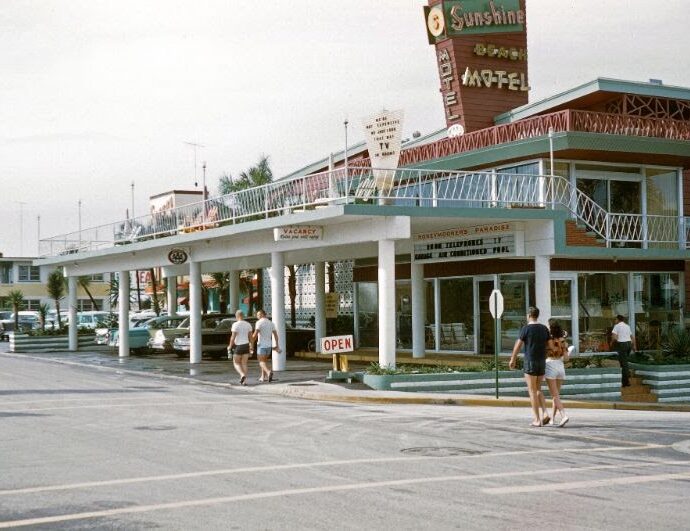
[2,354,690,530]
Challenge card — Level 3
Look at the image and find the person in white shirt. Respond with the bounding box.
[611,314,636,387]
[252,309,281,383]
[229,310,254,385]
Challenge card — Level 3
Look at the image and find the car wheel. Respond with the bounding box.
[307,339,316,352]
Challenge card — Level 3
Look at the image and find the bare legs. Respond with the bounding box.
[524,374,545,426]
[258,356,271,381]
[233,354,249,383]
[546,378,569,426]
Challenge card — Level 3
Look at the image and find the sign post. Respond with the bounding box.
[488,289,504,399]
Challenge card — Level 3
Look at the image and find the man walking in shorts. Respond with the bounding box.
[229,310,253,385]
[252,309,281,383]
[510,306,551,427]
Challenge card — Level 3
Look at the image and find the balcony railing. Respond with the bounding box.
[39,167,689,257]
[396,109,690,167]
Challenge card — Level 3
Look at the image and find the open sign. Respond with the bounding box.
[320,335,353,354]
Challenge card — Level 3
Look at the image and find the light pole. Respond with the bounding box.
[131,181,135,220]
[78,199,82,251]
[37,215,40,256]
[344,119,349,199]
[184,141,205,188]
[202,161,207,223]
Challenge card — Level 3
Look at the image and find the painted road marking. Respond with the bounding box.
[0,443,669,496]
[0,459,688,528]
[483,470,690,494]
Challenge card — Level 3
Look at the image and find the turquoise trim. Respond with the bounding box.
[495,78,690,124]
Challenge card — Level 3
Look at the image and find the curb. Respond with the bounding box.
[3,352,690,413]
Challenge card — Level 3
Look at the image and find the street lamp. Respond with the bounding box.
[344,119,349,199]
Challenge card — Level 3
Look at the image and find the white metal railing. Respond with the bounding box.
[38,167,689,257]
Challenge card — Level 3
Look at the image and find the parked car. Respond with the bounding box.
[285,324,316,355]
[75,311,111,330]
[10,312,41,331]
[94,314,120,345]
[108,315,187,354]
[173,315,255,359]
[148,316,196,353]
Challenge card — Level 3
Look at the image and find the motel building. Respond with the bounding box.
[37,0,689,371]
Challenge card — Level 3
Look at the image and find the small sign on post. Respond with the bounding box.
[324,292,339,319]
[321,334,354,372]
[488,289,504,399]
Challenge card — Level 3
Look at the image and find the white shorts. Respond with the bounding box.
[545,358,566,380]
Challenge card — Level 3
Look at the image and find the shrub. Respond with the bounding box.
[661,327,690,364]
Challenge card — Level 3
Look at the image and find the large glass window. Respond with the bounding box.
[551,279,574,340]
[496,162,542,207]
[578,273,628,353]
[633,273,682,350]
[438,278,474,351]
[0,264,11,284]
[356,283,378,348]
[396,283,412,349]
[499,275,534,351]
[646,168,679,249]
[18,266,40,282]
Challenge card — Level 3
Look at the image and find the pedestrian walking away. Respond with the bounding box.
[252,309,281,383]
[510,306,551,427]
[228,310,254,385]
[545,319,571,427]
[611,314,636,387]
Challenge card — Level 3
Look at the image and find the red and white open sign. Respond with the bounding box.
[320,335,354,354]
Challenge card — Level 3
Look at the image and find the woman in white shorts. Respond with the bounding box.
[545,320,571,427]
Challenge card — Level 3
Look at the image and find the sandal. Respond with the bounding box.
[530,421,542,427]
[542,415,551,426]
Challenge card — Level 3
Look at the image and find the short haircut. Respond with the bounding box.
[235,310,244,319]
[256,309,266,317]
[528,306,540,319]
[616,314,625,322]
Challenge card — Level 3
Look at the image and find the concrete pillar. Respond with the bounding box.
[189,261,202,364]
[270,251,286,370]
[411,261,426,358]
[118,271,130,358]
[314,262,326,352]
[166,277,177,317]
[378,239,396,368]
[67,275,78,351]
[228,269,239,313]
[534,256,551,324]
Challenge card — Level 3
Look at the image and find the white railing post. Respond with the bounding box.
[417,170,423,206]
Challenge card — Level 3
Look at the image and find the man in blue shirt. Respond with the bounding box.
[510,306,551,427]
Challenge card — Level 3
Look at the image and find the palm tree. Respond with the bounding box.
[287,265,297,327]
[7,289,24,331]
[149,268,161,316]
[47,269,65,328]
[78,276,99,309]
[38,303,50,332]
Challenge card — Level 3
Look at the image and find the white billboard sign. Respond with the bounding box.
[362,109,404,195]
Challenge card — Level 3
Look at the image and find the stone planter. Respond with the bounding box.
[363,367,621,400]
[630,363,690,403]
[9,333,96,353]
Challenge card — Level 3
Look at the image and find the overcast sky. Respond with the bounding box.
[2,0,689,257]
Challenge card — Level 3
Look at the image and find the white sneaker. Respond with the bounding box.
[559,416,570,427]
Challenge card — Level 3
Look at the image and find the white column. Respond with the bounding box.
[411,261,426,358]
[67,275,78,351]
[378,239,396,368]
[534,256,552,324]
[118,271,130,358]
[270,251,286,370]
[314,262,326,352]
[166,277,177,317]
[228,269,239,313]
[189,261,202,364]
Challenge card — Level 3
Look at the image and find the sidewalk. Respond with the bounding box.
[2,347,689,413]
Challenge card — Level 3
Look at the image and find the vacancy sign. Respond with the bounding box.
[321,335,354,354]
[274,225,323,241]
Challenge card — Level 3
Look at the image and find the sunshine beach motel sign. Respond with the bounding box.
[423,0,528,132]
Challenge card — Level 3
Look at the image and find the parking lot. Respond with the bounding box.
[1,351,690,529]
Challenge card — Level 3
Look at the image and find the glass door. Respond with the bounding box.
[551,275,576,347]
[475,277,496,354]
[499,278,530,352]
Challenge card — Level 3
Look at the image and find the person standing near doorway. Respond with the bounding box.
[611,314,636,387]
[509,306,551,427]
[253,309,281,383]
[229,310,253,385]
